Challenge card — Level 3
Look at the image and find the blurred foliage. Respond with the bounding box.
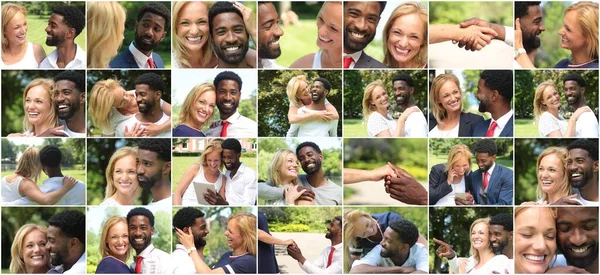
[429,138,513,158]
[430,1,512,26]
[532,2,572,68]
[261,207,341,233]
[258,70,342,137]
[1,138,85,167]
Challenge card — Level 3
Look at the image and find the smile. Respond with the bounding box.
[570,173,582,179]
[350,31,365,40]
[394,47,410,55]
[222,102,234,108]
[269,39,280,46]
[524,254,546,262]
[570,245,592,254]
[541,180,552,186]
[225,46,240,52]
[318,35,332,43]
[58,104,68,110]
[142,37,153,44]
[187,36,203,43]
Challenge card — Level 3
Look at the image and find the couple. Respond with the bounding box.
[2,145,84,205]
[174,138,257,206]
[10,210,86,274]
[1,4,85,69]
[285,76,338,137]
[533,73,598,138]
[100,139,171,206]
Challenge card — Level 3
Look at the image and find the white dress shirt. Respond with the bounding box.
[205,111,258,137]
[59,120,86,137]
[129,42,153,68]
[135,244,172,274]
[171,244,196,274]
[343,51,362,69]
[299,242,342,274]
[39,44,86,69]
[224,163,257,205]
[487,109,513,137]
[63,253,86,274]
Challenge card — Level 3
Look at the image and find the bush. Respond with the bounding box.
[270,223,310,232]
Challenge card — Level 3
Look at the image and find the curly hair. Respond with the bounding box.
[567,139,598,161]
[127,207,155,227]
[314,77,331,91]
[209,1,243,33]
[392,73,414,87]
[138,2,171,29]
[563,73,586,87]
[40,145,62,168]
[222,138,242,153]
[473,139,498,156]
[52,5,85,37]
[54,70,85,93]
[388,219,419,247]
[490,213,513,231]
[137,139,171,161]
[49,210,85,243]
[515,1,541,19]
[173,207,205,230]
[296,141,322,155]
[135,73,165,93]
[480,70,513,102]
[213,71,243,91]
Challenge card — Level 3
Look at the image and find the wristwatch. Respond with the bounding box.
[514,48,526,59]
[186,247,197,255]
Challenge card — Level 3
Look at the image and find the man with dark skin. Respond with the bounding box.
[489,213,513,259]
[562,74,598,137]
[38,71,86,137]
[46,210,86,273]
[343,1,387,68]
[391,73,427,137]
[137,139,172,205]
[296,78,338,137]
[258,1,284,68]
[172,207,210,273]
[296,142,342,205]
[209,1,255,68]
[554,139,599,205]
[288,217,343,273]
[127,207,171,274]
[514,2,545,63]
[40,6,86,69]
[473,70,514,137]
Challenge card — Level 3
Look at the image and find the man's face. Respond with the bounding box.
[135,84,159,114]
[567,148,597,189]
[476,79,494,113]
[563,80,584,106]
[475,152,496,173]
[310,81,328,103]
[258,3,283,59]
[325,219,341,239]
[344,2,381,52]
[55,80,83,120]
[45,13,69,46]
[393,80,412,106]
[216,80,241,117]
[128,215,154,252]
[490,224,510,254]
[556,207,598,269]
[46,226,70,266]
[211,12,249,65]
[519,5,545,51]
[222,148,240,171]
[190,217,209,248]
[380,227,402,258]
[137,149,165,189]
[298,146,322,174]
[134,12,167,52]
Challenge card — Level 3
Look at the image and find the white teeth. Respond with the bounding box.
[135,238,143,242]
[270,40,279,46]
[395,47,409,54]
[542,180,552,185]
[318,36,332,42]
[350,32,365,39]
[47,35,52,38]
[120,182,131,186]
[187,36,202,42]
[307,163,315,169]
[524,254,545,261]
[572,173,582,177]
[223,103,233,107]
[58,104,68,109]
[225,46,239,52]
[29,112,39,116]
[572,246,590,253]
[32,255,43,259]
[50,252,56,257]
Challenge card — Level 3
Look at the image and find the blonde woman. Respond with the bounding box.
[95,217,131,273]
[8,79,59,137]
[263,149,312,205]
[429,144,474,205]
[535,147,572,204]
[87,2,126,68]
[1,3,46,68]
[10,224,49,274]
[533,80,590,137]
[514,207,557,273]
[1,147,76,205]
[100,147,140,206]
[173,82,216,137]
[362,80,419,137]
[382,2,428,68]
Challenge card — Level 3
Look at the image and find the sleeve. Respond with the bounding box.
[95,258,112,274]
[503,26,514,46]
[367,113,388,137]
[224,256,256,274]
[538,112,560,137]
[286,123,300,137]
[300,253,342,274]
[241,171,258,205]
[351,245,382,268]
[429,165,453,205]
[447,257,459,274]
[329,120,338,137]
[497,167,514,205]
[405,112,428,137]
[577,113,599,137]
[415,245,429,272]
[258,182,284,201]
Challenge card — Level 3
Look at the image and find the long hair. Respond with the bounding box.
[15,146,42,183]
[565,2,599,60]
[286,75,308,108]
[468,217,491,265]
[172,1,214,68]
[199,142,224,170]
[361,80,385,123]
[10,224,48,274]
[87,1,126,68]
[105,146,140,200]
[382,2,428,68]
[2,3,26,53]
[22,78,58,134]
[536,147,571,202]
[444,144,473,173]
[267,149,298,186]
[89,79,122,132]
[429,74,462,122]
[533,80,556,123]
[179,82,215,128]
[229,213,257,256]
[99,216,130,260]
[342,209,374,272]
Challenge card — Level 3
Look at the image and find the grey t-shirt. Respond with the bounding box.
[258,174,342,205]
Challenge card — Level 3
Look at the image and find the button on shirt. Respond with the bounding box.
[135,244,172,274]
[224,163,257,205]
[299,243,342,274]
[39,44,86,69]
[205,111,258,137]
[171,244,196,274]
[351,244,428,272]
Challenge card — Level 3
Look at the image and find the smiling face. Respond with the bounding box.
[222,148,240,171]
[519,5,545,52]
[55,80,82,120]
[325,219,341,239]
[112,155,139,196]
[211,12,249,65]
[438,80,462,113]
[316,2,342,52]
[190,217,209,248]
[216,80,241,118]
[541,85,561,111]
[25,85,52,127]
[134,12,166,53]
[475,152,496,173]
[558,10,587,52]
[298,146,322,175]
[557,207,599,269]
[476,79,494,113]
[344,2,381,52]
[380,227,402,258]
[205,150,222,173]
[258,2,283,59]
[112,87,130,110]
[310,81,328,103]
[490,224,510,254]
[515,207,556,274]
[22,229,48,271]
[45,13,68,46]
[370,85,390,111]
[46,226,69,266]
[471,222,490,250]
[538,153,565,195]
[451,156,470,177]
[567,148,596,189]
[128,215,154,253]
[135,84,159,114]
[5,10,28,46]
[177,2,209,53]
[387,13,425,67]
[190,90,216,126]
[393,80,413,106]
[224,218,243,250]
[296,80,311,103]
[354,216,378,239]
[279,152,299,182]
[563,80,584,106]
[106,221,129,258]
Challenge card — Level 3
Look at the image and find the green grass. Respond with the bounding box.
[1,169,86,186]
[172,156,257,192]
[27,15,86,54]
[343,118,367,137]
[428,155,513,172]
[276,19,319,67]
[515,118,538,137]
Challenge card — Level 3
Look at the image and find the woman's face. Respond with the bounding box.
[316,2,342,52]
[438,81,461,113]
[191,90,216,125]
[5,11,27,46]
[354,216,378,238]
[370,85,390,111]
[205,150,222,172]
[112,87,130,110]
[106,221,129,258]
[471,222,490,250]
[177,2,210,53]
[296,80,311,103]
[541,86,560,111]
[387,12,425,67]
[112,155,139,196]
[22,229,48,270]
[224,218,243,250]
[538,153,565,195]
[558,10,587,52]
[279,152,298,181]
[25,85,52,126]
[515,207,557,274]
[451,156,470,177]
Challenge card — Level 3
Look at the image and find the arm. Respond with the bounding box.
[350,265,416,274]
[33,43,47,64]
[566,106,592,137]
[428,166,452,205]
[394,107,420,137]
[496,169,514,205]
[233,1,257,45]
[429,24,497,49]
[329,119,338,137]
[514,19,536,68]
[18,177,76,205]
[161,100,172,116]
[290,54,315,68]
[258,182,285,201]
[176,228,226,274]
[173,164,200,205]
[324,103,340,120]
[258,229,294,246]
[288,105,335,124]
[343,166,393,184]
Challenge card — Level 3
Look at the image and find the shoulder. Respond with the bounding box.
[290,53,315,68]
[554,58,570,68]
[245,49,257,67]
[461,112,484,123]
[432,163,446,172]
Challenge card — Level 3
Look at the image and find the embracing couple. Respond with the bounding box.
[285,76,339,137]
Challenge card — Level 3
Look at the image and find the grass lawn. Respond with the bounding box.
[172,156,256,191]
[276,19,318,67]
[515,118,538,137]
[428,155,513,171]
[27,15,86,54]
[1,169,86,186]
[343,118,367,137]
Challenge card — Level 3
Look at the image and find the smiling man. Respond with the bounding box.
[46,210,86,274]
[473,70,514,137]
[563,74,599,137]
[209,2,255,68]
[391,73,427,137]
[553,207,599,273]
[295,78,338,137]
[258,2,284,68]
[567,139,599,205]
[287,216,343,273]
[490,213,513,259]
[127,207,171,274]
[172,207,209,273]
[468,139,513,205]
[137,139,171,205]
[40,5,86,69]
[343,1,387,68]
[53,70,85,137]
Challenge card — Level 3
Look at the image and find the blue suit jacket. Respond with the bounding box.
[473,115,514,137]
[470,164,513,205]
[109,47,164,68]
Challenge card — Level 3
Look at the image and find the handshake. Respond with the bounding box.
[450,18,505,51]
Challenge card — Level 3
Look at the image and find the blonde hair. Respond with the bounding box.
[199,142,224,170]
[343,209,374,272]
[105,146,140,200]
[267,149,298,186]
[89,79,122,132]
[2,3,26,53]
[430,74,462,122]
[533,80,556,123]
[87,1,126,68]
[229,213,257,256]
[468,218,491,265]
[99,216,130,259]
[15,146,42,183]
[536,147,571,202]
[383,2,428,68]
[22,78,58,134]
[286,75,308,108]
[445,144,472,173]
[361,80,385,123]
[565,2,599,60]
[10,224,48,274]
[173,1,214,68]
[179,82,215,127]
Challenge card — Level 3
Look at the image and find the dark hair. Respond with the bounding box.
[515,2,541,19]
[296,141,322,156]
[209,1,243,32]
[40,145,62,168]
[135,73,165,93]
[480,70,513,102]
[48,210,85,243]
[392,73,414,87]
[52,6,86,37]
[377,1,387,14]
[258,1,273,6]
[173,207,205,230]
[334,216,342,225]
[490,213,513,231]
[388,219,419,247]
[54,70,85,93]
[137,139,171,161]
[314,77,331,91]
[567,139,599,161]
[222,138,242,153]
[127,207,155,227]
[214,71,243,91]
[474,139,498,156]
[138,3,171,30]
[563,73,586,88]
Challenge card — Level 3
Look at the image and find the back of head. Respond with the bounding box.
[567,138,599,161]
[2,3,26,52]
[214,71,243,90]
[87,2,126,68]
[127,207,155,227]
[22,78,57,133]
[138,3,171,30]
[388,219,419,247]
[49,210,85,244]
[52,5,86,38]
[89,79,120,131]
[229,213,257,256]
[105,146,138,199]
[209,1,242,33]
[533,80,555,121]
[10,224,47,273]
[490,213,513,231]
[135,73,165,93]
[383,2,427,67]
[361,80,384,121]
[515,2,542,19]
[473,139,497,156]
[173,207,205,230]
[286,75,308,108]
[565,1,598,60]
[137,139,171,161]
[16,147,42,181]
[480,70,513,103]
[40,145,62,168]
[99,217,129,258]
[54,70,85,93]
[430,74,461,122]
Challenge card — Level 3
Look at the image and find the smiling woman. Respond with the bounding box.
[95,216,131,273]
[10,224,50,274]
[101,146,140,206]
[533,80,591,137]
[7,78,58,137]
[382,2,428,68]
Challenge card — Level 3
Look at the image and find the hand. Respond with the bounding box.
[231,1,256,41]
[433,238,456,259]
[37,125,68,137]
[283,239,295,246]
[546,266,589,274]
[454,25,497,51]
[140,122,166,137]
[287,244,306,264]
[551,194,582,206]
[204,189,229,205]
[458,258,468,274]
[315,112,336,122]
[284,185,307,205]
[175,227,196,249]
[571,106,592,121]
[447,169,460,184]
[384,163,427,205]
[61,175,77,190]
[491,269,510,274]
[297,189,315,203]
[371,165,395,182]
[455,193,474,205]
[124,123,144,137]
[515,18,524,50]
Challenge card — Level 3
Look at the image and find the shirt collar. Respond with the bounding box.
[492,109,514,130]
[129,42,151,68]
[47,44,85,68]
[485,162,496,177]
[226,162,246,179]
[332,243,343,250]
[139,243,156,258]
[224,111,242,123]
[344,51,363,62]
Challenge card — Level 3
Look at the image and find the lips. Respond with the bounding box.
[570,245,592,255]
[524,254,546,263]
[187,36,203,44]
[141,37,153,44]
[28,112,40,118]
[50,252,56,258]
[570,172,582,180]
[133,238,145,245]
[222,102,234,108]
[394,46,409,55]
[349,31,366,41]
[307,163,315,169]
[318,35,332,43]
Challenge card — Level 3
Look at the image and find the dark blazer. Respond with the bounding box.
[95,256,132,274]
[473,115,514,137]
[429,163,474,205]
[109,48,165,68]
[354,51,388,68]
[429,112,484,137]
[470,164,513,205]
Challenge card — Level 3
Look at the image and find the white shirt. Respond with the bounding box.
[435,177,466,206]
[299,243,342,274]
[367,112,397,137]
[129,42,153,68]
[115,112,171,137]
[538,112,567,137]
[205,111,258,137]
[488,110,513,137]
[0,42,39,69]
[224,163,257,206]
[404,111,428,137]
[148,196,172,206]
[448,254,512,274]
[575,189,599,205]
[576,110,599,137]
[171,244,196,274]
[260,59,285,69]
[59,120,86,137]
[344,51,362,69]
[351,244,428,272]
[39,44,86,69]
[63,253,86,274]
[429,123,459,138]
[7,177,85,205]
[297,106,338,137]
[100,197,121,206]
[135,244,172,274]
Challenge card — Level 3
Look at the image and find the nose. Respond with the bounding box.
[569,228,587,247]
[354,17,367,30]
[558,27,565,36]
[137,164,145,175]
[531,234,547,251]
[225,31,237,43]
[539,22,546,32]
[144,27,154,38]
[189,24,200,35]
[56,92,65,102]
[398,36,408,47]
[45,25,51,33]
[274,24,284,37]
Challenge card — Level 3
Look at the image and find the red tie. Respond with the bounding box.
[147,57,155,68]
[220,121,230,137]
[326,246,335,267]
[343,57,353,68]
[135,256,144,274]
[482,172,489,191]
[485,121,498,137]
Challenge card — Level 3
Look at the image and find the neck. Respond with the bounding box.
[330,236,342,247]
[56,42,77,68]
[395,59,419,68]
[578,178,599,201]
[65,109,86,133]
[445,110,460,121]
[343,47,360,55]
[33,121,55,136]
[399,99,416,112]
[390,249,409,266]
[320,48,342,68]
[112,192,134,205]
[571,49,593,65]
[151,179,171,202]
[187,50,205,67]
[136,107,163,123]
[26,265,49,274]
[527,49,537,63]
[503,244,513,259]
[46,168,63,178]
[547,191,562,204]
[307,100,326,111]
[547,107,559,117]
[185,120,205,131]
[3,42,27,56]
[228,162,241,178]
[583,257,598,273]
[220,111,235,121]
[232,246,247,256]
[376,107,388,117]
[477,248,496,264]
[204,167,220,178]
[306,170,327,188]
[114,254,127,263]
[133,42,151,56]
[570,99,587,110]
[63,250,82,271]
[490,104,511,120]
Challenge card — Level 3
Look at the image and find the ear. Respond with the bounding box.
[80,91,85,105]
[508,231,513,241]
[594,160,598,173]
[163,161,171,175]
[155,90,162,100]
[409,87,414,96]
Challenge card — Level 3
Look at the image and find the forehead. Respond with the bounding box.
[392,12,424,31]
[523,5,543,20]
[194,217,207,227]
[542,86,556,97]
[129,215,151,226]
[217,79,240,91]
[108,221,128,233]
[258,2,277,20]
[27,85,50,98]
[346,1,381,15]
[473,222,488,231]
[393,80,409,87]
[557,207,598,223]
[25,229,46,240]
[213,12,244,28]
[222,148,237,156]
[383,227,399,240]
[475,152,491,158]
[56,80,78,91]
[489,224,506,232]
[47,225,61,237]
[540,153,561,165]
[564,80,581,88]
[207,150,221,158]
[298,146,317,155]
[569,148,591,159]
[49,13,65,24]
[140,12,166,28]
[181,2,207,17]
[115,154,136,166]
[137,149,159,161]
[313,81,324,88]
[440,80,459,93]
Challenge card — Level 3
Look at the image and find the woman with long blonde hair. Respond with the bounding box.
[10,224,50,273]
[533,80,591,137]
[87,2,126,68]
[95,216,131,273]
[1,3,46,68]
[362,80,420,137]
[100,146,140,206]
[382,2,428,68]
[429,144,474,205]
[8,78,59,137]
[173,82,216,137]
[534,147,572,204]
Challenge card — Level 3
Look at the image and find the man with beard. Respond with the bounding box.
[391,73,427,137]
[172,207,209,273]
[490,213,513,259]
[295,78,338,137]
[464,139,513,205]
[209,2,256,68]
[566,139,599,205]
[287,216,343,273]
[109,3,169,68]
[473,70,514,137]
[258,2,285,68]
[514,2,544,67]
[206,71,258,137]
[563,74,599,137]
[549,207,599,273]
[54,70,85,136]
[46,210,85,274]
[343,1,387,68]
[115,73,171,137]
[136,139,171,205]
[40,6,86,69]
[127,207,171,274]
[350,219,428,273]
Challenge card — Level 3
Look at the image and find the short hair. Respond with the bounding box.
[105,147,139,200]
[209,1,243,33]
[567,139,599,161]
[480,70,513,102]
[89,79,122,132]
[533,80,556,122]
[214,71,243,91]
[173,207,205,230]
[138,2,171,30]
[536,147,571,202]
[490,213,513,231]
[392,73,414,87]
[99,217,130,259]
[199,142,224,170]
[222,138,242,153]
[333,216,342,225]
[138,139,171,161]
[361,80,385,122]
[564,2,598,60]
[268,149,298,186]
[54,70,85,93]
[296,141,322,156]
[2,3,26,52]
[515,1,541,19]
[40,145,62,168]
[377,1,387,14]
[388,219,419,247]
[179,83,216,128]
[383,2,427,67]
[48,210,85,243]
[135,73,165,93]
[10,224,48,273]
[430,74,463,122]
[286,75,308,108]
[15,147,41,183]
[563,73,586,87]
[52,6,85,37]
[445,144,472,174]
[314,77,331,91]
[22,78,58,134]
[473,139,498,156]
[127,207,155,227]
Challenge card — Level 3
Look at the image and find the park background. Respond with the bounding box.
[429,138,514,171]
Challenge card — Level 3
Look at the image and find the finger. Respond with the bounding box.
[433,238,448,246]
[459,18,477,28]
[515,18,521,30]
[480,27,498,39]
